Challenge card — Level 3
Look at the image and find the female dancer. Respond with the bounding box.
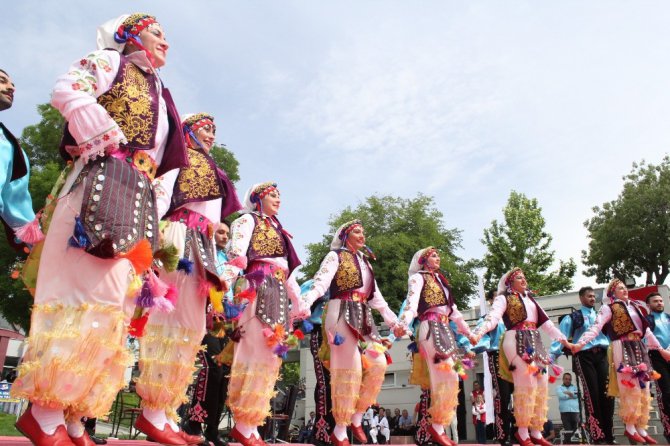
[575,278,670,444]
[224,182,307,446]
[12,13,189,446]
[302,220,402,446]
[396,247,476,446]
[472,268,573,446]
[133,113,241,444]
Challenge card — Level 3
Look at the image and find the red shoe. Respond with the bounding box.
[177,430,204,445]
[69,432,96,446]
[514,432,534,446]
[231,427,264,446]
[427,425,455,446]
[624,430,646,444]
[135,413,186,445]
[642,434,658,445]
[330,432,351,446]
[15,406,75,446]
[351,424,367,443]
[530,435,552,446]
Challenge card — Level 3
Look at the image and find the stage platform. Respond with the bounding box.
[0,442,626,446]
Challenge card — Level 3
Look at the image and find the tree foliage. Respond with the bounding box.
[301,194,476,311]
[210,143,240,183]
[481,190,576,296]
[583,156,670,285]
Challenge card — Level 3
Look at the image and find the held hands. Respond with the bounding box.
[289,300,311,322]
[468,332,481,346]
[393,324,408,338]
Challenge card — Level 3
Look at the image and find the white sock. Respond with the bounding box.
[252,427,260,439]
[351,412,363,426]
[143,408,168,431]
[333,424,347,441]
[517,427,529,440]
[625,423,637,435]
[66,421,85,438]
[235,423,254,438]
[31,404,65,436]
[530,428,542,439]
[637,427,648,437]
[431,423,444,435]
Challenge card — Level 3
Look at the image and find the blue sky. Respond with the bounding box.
[3,1,670,290]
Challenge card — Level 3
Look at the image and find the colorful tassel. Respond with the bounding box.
[621,379,636,389]
[165,284,178,306]
[236,287,257,302]
[366,349,380,359]
[135,280,154,308]
[198,280,212,298]
[209,287,224,314]
[263,327,274,338]
[651,370,662,380]
[302,320,314,333]
[551,364,564,376]
[294,329,305,340]
[273,343,290,358]
[224,300,246,321]
[245,270,265,287]
[226,256,247,269]
[126,274,143,298]
[153,296,175,313]
[177,257,194,274]
[548,375,557,384]
[621,366,633,374]
[407,342,419,353]
[462,358,474,369]
[119,239,153,273]
[154,244,179,272]
[147,270,168,298]
[385,351,392,365]
[68,216,92,249]
[129,313,149,337]
[333,332,344,345]
[361,354,371,369]
[638,363,648,372]
[15,217,45,244]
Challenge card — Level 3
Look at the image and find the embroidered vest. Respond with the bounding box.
[501,292,549,329]
[329,249,376,299]
[245,213,301,274]
[416,272,452,316]
[604,300,649,340]
[59,52,188,178]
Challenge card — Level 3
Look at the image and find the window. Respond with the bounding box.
[382,372,396,388]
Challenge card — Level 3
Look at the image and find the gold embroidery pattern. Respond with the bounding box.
[505,294,526,327]
[334,251,363,291]
[250,220,285,257]
[611,302,636,337]
[178,150,219,199]
[98,63,153,146]
[421,274,446,307]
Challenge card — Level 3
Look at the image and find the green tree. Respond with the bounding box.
[583,156,670,285]
[481,190,576,295]
[301,194,476,310]
[210,143,240,183]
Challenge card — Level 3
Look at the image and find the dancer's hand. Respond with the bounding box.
[661,349,670,362]
[393,324,408,338]
[468,332,481,346]
[571,343,584,354]
[466,351,476,359]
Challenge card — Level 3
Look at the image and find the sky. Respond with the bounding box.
[2,1,670,292]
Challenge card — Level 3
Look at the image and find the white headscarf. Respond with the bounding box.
[241,182,277,214]
[96,15,130,51]
[408,247,435,277]
[330,219,362,250]
[497,267,524,295]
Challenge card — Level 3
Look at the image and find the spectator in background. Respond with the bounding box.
[542,420,556,443]
[363,406,376,443]
[556,373,580,433]
[470,381,483,404]
[397,409,413,435]
[472,394,487,444]
[646,291,670,444]
[389,408,400,435]
[297,412,316,443]
[374,408,390,444]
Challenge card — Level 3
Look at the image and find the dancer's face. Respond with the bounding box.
[0,71,15,111]
[613,283,628,300]
[346,226,366,252]
[260,189,281,217]
[579,289,596,308]
[214,224,229,249]
[194,123,215,153]
[137,23,169,68]
[510,272,527,293]
[424,251,440,271]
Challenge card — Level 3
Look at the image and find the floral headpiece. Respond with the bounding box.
[607,278,624,298]
[505,267,524,288]
[339,219,363,241]
[183,113,216,134]
[113,13,160,67]
[418,247,437,266]
[250,182,278,207]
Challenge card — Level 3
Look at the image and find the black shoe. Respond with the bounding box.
[90,435,108,445]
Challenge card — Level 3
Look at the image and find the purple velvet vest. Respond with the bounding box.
[59,52,188,177]
[329,249,376,300]
[246,213,301,274]
[604,300,650,340]
[167,148,242,221]
[501,292,549,329]
[416,272,453,317]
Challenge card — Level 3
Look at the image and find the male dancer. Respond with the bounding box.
[647,291,670,444]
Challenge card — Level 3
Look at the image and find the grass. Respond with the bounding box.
[0,412,21,436]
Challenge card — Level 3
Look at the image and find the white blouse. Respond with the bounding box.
[578,299,662,350]
[397,272,471,336]
[302,249,399,328]
[479,293,565,341]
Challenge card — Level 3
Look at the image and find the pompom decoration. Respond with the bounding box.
[407,342,419,354]
[165,284,178,306]
[198,280,212,298]
[294,329,305,340]
[15,217,45,244]
[385,351,392,365]
[361,354,371,370]
[147,271,168,298]
[620,379,635,389]
[126,274,143,298]
[119,239,153,273]
[154,244,179,272]
[129,313,149,337]
[135,280,154,308]
[245,270,265,288]
[224,300,247,321]
[68,216,92,249]
[651,371,662,380]
[548,375,557,384]
[263,327,274,338]
[551,364,564,376]
[236,287,257,303]
[273,344,290,359]
[333,332,344,345]
[209,287,224,314]
[621,366,633,374]
[153,296,175,313]
[177,258,194,274]
[226,256,247,269]
[230,327,244,342]
[302,320,314,334]
[638,363,648,372]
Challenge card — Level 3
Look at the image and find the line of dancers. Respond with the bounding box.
[3,11,670,446]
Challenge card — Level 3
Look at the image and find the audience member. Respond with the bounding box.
[647,291,670,444]
[472,394,487,444]
[556,373,579,433]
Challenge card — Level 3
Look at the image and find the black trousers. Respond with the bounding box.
[487,351,514,443]
[309,325,335,444]
[572,347,614,442]
[185,334,230,440]
[560,412,579,432]
[650,350,670,438]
